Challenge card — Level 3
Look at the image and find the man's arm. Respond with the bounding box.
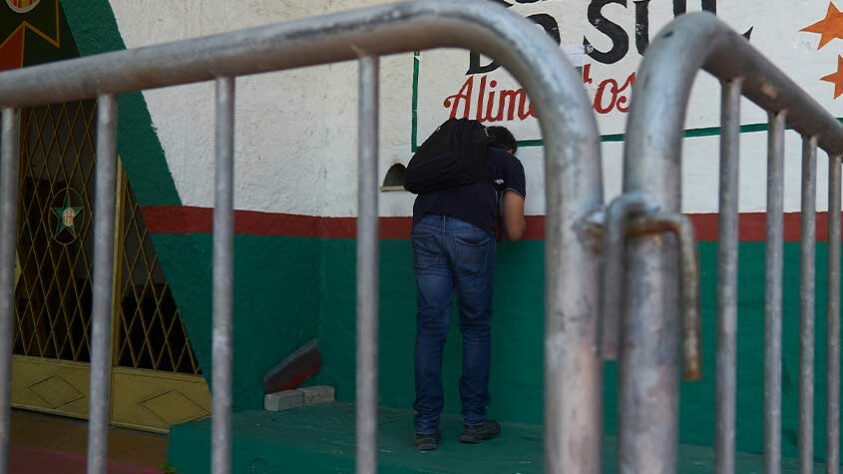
[503,191,526,241]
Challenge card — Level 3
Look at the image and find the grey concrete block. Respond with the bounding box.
[300,385,335,406]
[264,389,304,412]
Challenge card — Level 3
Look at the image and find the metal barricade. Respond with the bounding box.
[616,12,843,474]
[0,1,605,473]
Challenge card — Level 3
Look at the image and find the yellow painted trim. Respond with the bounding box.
[110,160,126,365]
[110,367,211,434]
[13,354,88,369]
[109,420,168,435]
[12,361,212,433]
[21,0,61,48]
[107,161,125,416]
[19,23,25,66]
[111,366,209,383]
[10,355,90,419]
[0,24,24,50]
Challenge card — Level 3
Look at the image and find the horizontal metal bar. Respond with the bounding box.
[0,108,20,474]
[0,0,593,117]
[87,94,118,474]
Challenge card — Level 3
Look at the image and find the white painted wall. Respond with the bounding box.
[107,0,843,217]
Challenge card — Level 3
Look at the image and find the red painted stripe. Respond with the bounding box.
[141,206,840,242]
[142,206,213,234]
[0,29,25,72]
[141,206,412,239]
[693,212,834,242]
[9,446,159,474]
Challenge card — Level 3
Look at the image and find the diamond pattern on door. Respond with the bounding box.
[115,184,201,375]
[13,101,96,363]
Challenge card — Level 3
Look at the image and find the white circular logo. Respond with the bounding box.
[5,0,40,14]
[62,208,76,227]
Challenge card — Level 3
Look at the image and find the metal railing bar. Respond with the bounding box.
[764,110,786,474]
[827,155,842,474]
[716,78,742,474]
[0,2,604,472]
[87,94,118,474]
[212,77,235,474]
[356,55,380,474]
[600,192,657,361]
[601,197,702,381]
[625,9,843,469]
[799,135,818,474]
[617,224,681,473]
[0,1,599,118]
[0,108,20,474]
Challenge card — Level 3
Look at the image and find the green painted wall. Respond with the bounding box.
[167,235,841,472]
[317,239,545,424]
[153,234,322,411]
[60,0,181,206]
[316,240,842,463]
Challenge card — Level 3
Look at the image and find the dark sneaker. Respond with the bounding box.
[415,430,441,452]
[459,420,501,444]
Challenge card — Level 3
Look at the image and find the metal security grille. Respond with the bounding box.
[11,99,202,376]
[115,184,201,375]
[13,101,96,363]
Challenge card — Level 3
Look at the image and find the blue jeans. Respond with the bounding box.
[412,214,495,434]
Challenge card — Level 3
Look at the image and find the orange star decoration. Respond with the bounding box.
[821,56,843,99]
[802,2,843,49]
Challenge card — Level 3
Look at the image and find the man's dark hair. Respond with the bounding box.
[485,126,517,154]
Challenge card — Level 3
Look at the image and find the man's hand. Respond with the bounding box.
[503,191,526,241]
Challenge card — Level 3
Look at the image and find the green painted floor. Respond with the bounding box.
[168,403,823,473]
